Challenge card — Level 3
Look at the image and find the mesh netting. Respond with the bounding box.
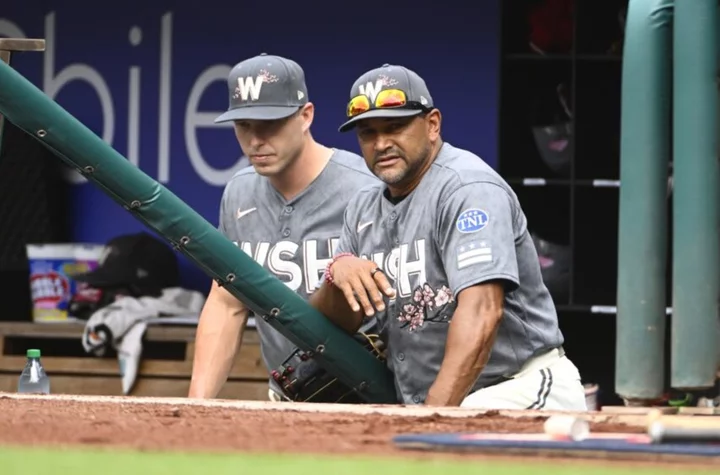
[0,121,69,270]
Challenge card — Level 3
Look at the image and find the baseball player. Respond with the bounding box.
[310,64,587,410]
[188,53,379,401]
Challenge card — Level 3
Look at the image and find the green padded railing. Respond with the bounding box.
[615,0,673,401]
[0,59,397,404]
[670,0,719,390]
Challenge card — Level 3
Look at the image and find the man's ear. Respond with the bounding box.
[426,109,442,141]
[300,103,315,132]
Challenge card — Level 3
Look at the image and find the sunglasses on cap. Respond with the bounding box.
[346,88,430,118]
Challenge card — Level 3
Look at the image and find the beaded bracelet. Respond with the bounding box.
[324,252,354,285]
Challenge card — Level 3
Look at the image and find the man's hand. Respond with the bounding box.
[330,255,396,317]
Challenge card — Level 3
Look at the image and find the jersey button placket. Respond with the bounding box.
[279,204,292,237]
[388,211,400,247]
[387,212,401,246]
[385,212,401,316]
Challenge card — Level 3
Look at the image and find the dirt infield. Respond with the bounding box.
[0,393,716,469]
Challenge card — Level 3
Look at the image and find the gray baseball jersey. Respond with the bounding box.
[332,142,564,405]
[218,148,380,394]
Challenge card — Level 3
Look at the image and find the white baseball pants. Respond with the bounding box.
[460,347,588,411]
[267,347,588,410]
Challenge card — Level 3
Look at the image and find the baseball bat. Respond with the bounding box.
[647,409,720,430]
[649,421,720,444]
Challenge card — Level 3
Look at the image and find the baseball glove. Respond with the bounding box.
[269,317,387,403]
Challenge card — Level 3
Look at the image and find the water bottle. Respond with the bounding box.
[18,349,50,394]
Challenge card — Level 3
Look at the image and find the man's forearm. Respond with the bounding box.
[188,300,248,399]
[425,307,502,406]
[309,283,364,334]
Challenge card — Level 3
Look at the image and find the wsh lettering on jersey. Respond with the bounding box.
[361,239,427,299]
[237,239,339,294]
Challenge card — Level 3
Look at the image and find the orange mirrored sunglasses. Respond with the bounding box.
[346,88,421,118]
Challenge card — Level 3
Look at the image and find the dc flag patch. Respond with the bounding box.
[457,241,492,269]
[456,208,489,233]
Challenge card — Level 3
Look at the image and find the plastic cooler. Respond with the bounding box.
[25,243,105,322]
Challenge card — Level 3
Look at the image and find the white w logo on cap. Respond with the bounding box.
[235,76,264,101]
[359,80,383,102]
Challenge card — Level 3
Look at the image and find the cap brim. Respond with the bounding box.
[214,106,300,123]
[338,109,423,133]
[72,266,133,287]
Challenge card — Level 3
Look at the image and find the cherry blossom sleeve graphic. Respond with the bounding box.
[396,284,455,332]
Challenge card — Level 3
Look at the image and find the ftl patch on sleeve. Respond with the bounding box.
[456,208,489,233]
[457,241,492,269]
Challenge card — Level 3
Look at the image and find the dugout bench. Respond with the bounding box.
[0,322,269,399]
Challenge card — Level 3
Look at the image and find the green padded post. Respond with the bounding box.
[0,59,397,404]
[671,0,719,390]
[616,0,673,401]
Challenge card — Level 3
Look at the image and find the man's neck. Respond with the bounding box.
[270,139,333,201]
[387,140,443,198]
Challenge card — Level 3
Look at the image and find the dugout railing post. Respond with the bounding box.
[617,0,720,405]
[0,38,45,65]
[671,0,719,391]
[616,0,673,405]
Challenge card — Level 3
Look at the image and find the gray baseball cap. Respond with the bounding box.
[214,53,309,123]
[338,64,434,133]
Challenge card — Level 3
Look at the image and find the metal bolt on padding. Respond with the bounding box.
[226,273,236,282]
[36,129,46,137]
[129,200,141,209]
[357,381,368,391]
[179,236,190,245]
[315,344,325,354]
[261,309,280,322]
[83,166,94,174]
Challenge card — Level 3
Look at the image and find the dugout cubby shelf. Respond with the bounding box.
[0,322,269,400]
[574,60,622,181]
[498,59,573,180]
[499,0,628,308]
[499,0,630,407]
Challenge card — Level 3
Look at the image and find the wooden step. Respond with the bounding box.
[0,322,269,400]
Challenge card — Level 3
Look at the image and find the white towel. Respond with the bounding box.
[82,287,205,394]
